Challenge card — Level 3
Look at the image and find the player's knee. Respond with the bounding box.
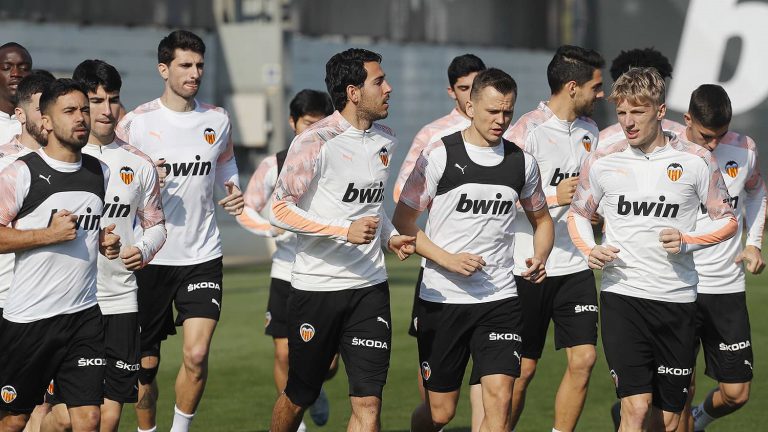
[138,364,159,386]
[2,413,30,432]
[568,347,597,375]
[721,384,750,408]
[622,398,651,423]
[182,344,209,371]
[140,355,159,370]
[663,415,680,432]
[518,360,537,386]
[428,402,456,427]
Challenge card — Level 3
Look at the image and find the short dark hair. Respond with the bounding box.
[289,89,334,120]
[29,69,55,80]
[688,84,732,129]
[470,68,517,100]
[15,71,55,106]
[158,30,205,65]
[0,42,30,55]
[72,59,122,93]
[447,54,486,88]
[39,78,87,115]
[547,45,605,94]
[325,48,382,111]
[610,48,673,82]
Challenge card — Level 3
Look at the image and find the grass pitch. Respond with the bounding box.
[117,256,767,431]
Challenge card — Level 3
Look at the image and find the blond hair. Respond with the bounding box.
[609,67,665,107]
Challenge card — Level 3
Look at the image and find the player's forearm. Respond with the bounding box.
[215,156,240,190]
[680,214,738,253]
[531,214,554,264]
[236,206,278,238]
[743,188,767,248]
[270,200,350,240]
[0,226,60,253]
[567,210,597,257]
[378,208,399,243]
[134,223,167,266]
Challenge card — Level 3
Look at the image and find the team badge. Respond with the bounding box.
[667,163,683,181]
[299,323,315,342]
[47,381,54,396]
[119,166,135,185]
[610,369,619,388]
[725,160,739,178]
[378,147,389,166]
[421,361,431,381]
[1,386,17,403]
[265,311,272,328]
[582,135,592,152]
[203,128,216,144]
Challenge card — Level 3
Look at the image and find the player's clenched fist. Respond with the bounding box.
[219,181,244,216]
[521,257,546,283]
[47,209,77,243]
[120,246,144,270]
[588,244,620,270]
[388,234,416,260]
[100,223,121,260]
[347,216,379,244]
[155,158,167,188]
[556,176,579,206]
[659,228,682,254]
[441,252,485,277]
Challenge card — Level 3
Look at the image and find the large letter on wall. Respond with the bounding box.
[668,0,768,115]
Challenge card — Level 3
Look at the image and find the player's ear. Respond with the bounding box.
[157,63,169,80]
[566,80,578,97]
[346,84,360,106]
[447,85,457,101]
[657,103,667,120]
[466,99,475,118]
[41,113,52,132]
[288,116,297,133]
[14,107,25,124]
[683,112,692,127]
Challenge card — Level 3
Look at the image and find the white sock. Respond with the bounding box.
[137,427,157,432]
[552,429,562,432]
[693,402,716,430]
[170,405,195,432]
[297,420,307,432]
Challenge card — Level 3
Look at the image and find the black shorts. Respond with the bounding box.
[0,306,105,413]
[601,292,696,413]
[407,268,424,337]
[265,278,291,338]
[284,282,391,408]
[416,297,523,392]
[516,269,598,359]
[136,256,223,353]
[695,292,753,383]
[103,313,141,403]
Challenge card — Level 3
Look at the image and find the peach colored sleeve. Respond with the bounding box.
[567,153,603,256]
[0,160,29,226]
[393,125,431,203]
[236,155,278,237]
[270,131,351,239]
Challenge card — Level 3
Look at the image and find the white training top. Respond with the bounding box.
[568,133,738,303]
[0,138,31,308]
[82,140,166,314]
[116,98,240,266]
[237,152,296,282]
[270,111,399,292]
[0,149,110,322]
[400,133,546,304]
[693,132,766,294]
[503,101,597,276]
[0,110,21,145]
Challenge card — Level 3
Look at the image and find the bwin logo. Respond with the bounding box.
[657,366,693,376]
[103,196,131,218]
[550,168,579,186]
[719,340,751,351]
[161,156,211,177]
[342,182,385,203]
[49,207,101,231]
[617,195,679,218]
[456,193,513,215]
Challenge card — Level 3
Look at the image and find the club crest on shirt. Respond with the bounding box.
[421,361,431,381]
[1,385,17,403]
[299,323,315,342]
[203,128,216,144]
[378,147,389,166]
[119,166,134,185]
[725,160,739,178]
[582,135,592,152]
[667,163,683,182]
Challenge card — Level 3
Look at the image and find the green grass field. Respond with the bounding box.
[117,256,767,431]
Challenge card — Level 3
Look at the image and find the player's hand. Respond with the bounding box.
[521,257,546,283]
[218,181,244,216]
[736,245,765,275]
[659,228,683,254]
[271,226,286,237]
[100,224,121,260]
[556,176,579,206]
[155,158,167,188]
[590,212,604,226]
[441,252,485,276]
[347,216,379,244]
[47,210,77,243]
[388,235,416,260]
[588,245,620,270]
[120,246,144,270]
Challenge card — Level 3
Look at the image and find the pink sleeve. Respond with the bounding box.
[502,118,529,150]
[680,155,737,250]
[393,126,431,203]
[0,160,28,226]
[236,155,278,237]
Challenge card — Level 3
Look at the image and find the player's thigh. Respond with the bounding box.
[516,275,556,359]
[174,257,224,325]
[416,299,473,393]
[650,300,696,413]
